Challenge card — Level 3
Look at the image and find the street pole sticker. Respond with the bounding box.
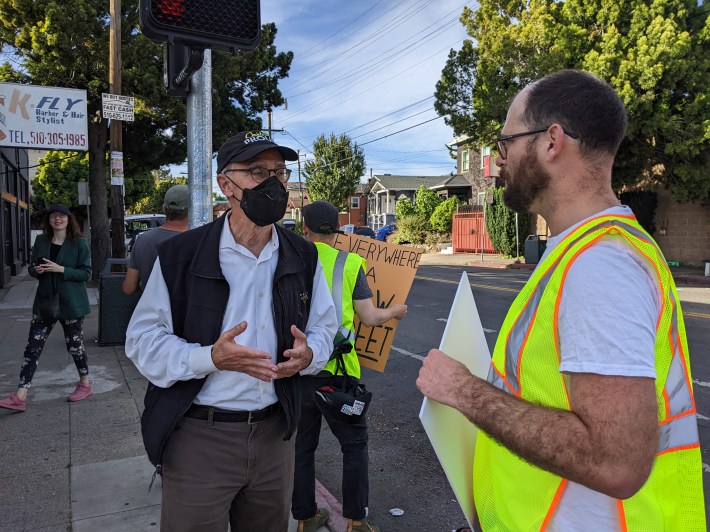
[102,93,135,121]
[332,233,422,372]
[0,83,88,150]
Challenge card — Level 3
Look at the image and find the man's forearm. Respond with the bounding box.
[457,375,626,496]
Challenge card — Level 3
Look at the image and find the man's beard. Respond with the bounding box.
[501,143,551,214]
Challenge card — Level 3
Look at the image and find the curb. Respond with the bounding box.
[316,479,347,532]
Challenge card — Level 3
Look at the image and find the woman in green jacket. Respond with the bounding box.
[0,204,93,412]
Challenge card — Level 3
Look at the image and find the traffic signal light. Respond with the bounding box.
[140,0,262,52]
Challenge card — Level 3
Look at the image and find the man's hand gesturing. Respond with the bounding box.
[211,321,279,382]
[276,325,313,379]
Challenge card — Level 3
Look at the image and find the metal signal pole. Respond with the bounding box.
[109,0,126,258]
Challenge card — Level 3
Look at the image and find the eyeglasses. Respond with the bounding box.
[49,213,68,220]
[224,166,292,184]
[496,126,579,159]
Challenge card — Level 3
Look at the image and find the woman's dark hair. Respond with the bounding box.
[42,208,83,241]
[522,69,628,158]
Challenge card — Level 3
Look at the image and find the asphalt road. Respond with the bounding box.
[312,264,710,531]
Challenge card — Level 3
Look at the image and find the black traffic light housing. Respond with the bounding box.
[140,0,262,52]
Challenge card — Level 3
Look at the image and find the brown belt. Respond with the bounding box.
[184,402,280,424]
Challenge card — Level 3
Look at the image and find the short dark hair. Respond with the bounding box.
[166,209,188,222]
[522,70,627,157]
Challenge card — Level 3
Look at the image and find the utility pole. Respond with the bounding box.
[267,109,272,138]
[109,0,126,258]
[297,149,303,209]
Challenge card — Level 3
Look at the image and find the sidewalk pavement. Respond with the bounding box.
[0,252,707,531]
[0,268,334,532]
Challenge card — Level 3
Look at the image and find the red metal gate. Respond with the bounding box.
[452,211,494,253]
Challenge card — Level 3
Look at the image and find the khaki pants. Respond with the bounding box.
[160,409,294,532]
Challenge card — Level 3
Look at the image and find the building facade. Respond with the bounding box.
[1,147,30,287]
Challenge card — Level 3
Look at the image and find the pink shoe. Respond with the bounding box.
[68,383,93,402]
[0,393,27,412]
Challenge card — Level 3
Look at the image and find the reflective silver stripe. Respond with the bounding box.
[657,413,700,453]
[665,350,694,416]
[504,267,555,394]
[331,250,348,326]
[488,365,507,391]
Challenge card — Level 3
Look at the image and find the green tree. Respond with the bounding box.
[485,187,531,257]
[434,0,710,202]
[32,152,89,208]
[130,176,187,214]
[430,196,460,233]
[413,186,443,224]
[0,1,292,276]
[304,133,366,209]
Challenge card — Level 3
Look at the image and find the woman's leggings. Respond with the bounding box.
[18,315,89,389]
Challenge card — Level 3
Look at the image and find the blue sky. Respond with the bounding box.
[173,0,474,186]
[261,0,472,181]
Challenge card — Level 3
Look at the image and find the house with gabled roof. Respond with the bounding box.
[364,174,472,230]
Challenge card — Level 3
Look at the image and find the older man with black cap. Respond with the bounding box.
[125,132,338,532]
[292,200,407,532]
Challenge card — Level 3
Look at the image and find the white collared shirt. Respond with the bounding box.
[125,215,337,410]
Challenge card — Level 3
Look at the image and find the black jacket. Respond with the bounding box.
[141,213,318,467]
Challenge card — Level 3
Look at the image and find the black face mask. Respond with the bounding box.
[229,175,289,227]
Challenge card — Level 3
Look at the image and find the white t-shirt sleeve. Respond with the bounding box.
[557,240,659,379]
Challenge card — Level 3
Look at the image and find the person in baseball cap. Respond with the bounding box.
[163,184,189,212]
[302,201,344,235]
[124,130,339,532]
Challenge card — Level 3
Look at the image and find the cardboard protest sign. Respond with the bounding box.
[419,272,492,529]
[332,233,422,372]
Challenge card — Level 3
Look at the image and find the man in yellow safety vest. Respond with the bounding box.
[292,201,407,532]
[417,70,705,531]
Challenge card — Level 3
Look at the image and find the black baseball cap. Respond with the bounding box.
[47,204,71,216]
[302,201,343,234]
[217,131,298,173]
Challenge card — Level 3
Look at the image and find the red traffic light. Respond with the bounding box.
[140,0,261,52]
[155,0,186,17]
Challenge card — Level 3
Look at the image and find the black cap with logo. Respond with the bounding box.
[217,131,298,174]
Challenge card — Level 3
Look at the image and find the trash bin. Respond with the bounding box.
[524,235,547,264]
[98,258,140,345]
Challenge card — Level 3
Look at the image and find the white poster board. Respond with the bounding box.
[419,271,492,529]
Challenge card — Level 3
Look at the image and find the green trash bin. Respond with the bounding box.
[98,258,140,345]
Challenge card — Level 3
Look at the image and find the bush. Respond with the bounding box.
[619,190,657,235]
[395,198,416,218]
[393,214,430,245]
[485,187,531,257]
[430,196,460,233]
[414,186,443,223]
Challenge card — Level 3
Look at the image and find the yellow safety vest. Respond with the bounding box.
[315,242,366,379]
[474,213,705,530]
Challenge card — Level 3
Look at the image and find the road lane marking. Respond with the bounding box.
[704,464,710,474]
[416,275,710,319]
[391,346,425,362]
[693,380,710,388]
[697,413,710,421]
[415,275,519,293]
[436,317,497,334]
